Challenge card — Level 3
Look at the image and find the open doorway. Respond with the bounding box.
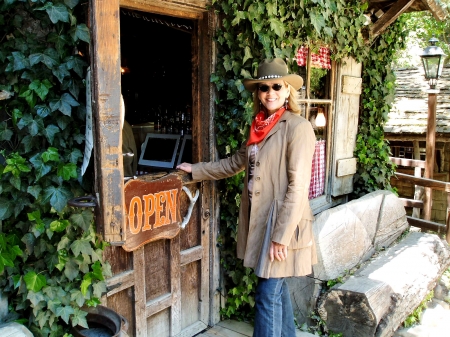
[120,9,194,173]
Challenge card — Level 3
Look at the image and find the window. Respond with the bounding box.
[296,47,333,210]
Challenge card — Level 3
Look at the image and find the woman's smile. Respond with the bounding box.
[258,81,289,115]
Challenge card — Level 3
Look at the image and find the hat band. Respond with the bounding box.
[257,75,283,80]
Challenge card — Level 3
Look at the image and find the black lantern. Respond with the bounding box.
[420,36,446,89]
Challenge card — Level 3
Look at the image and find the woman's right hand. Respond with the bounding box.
[176,162,192,173]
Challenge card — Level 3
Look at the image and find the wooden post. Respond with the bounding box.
[447,192,450,244]
[412,140,423,218]
[423,91,437,221]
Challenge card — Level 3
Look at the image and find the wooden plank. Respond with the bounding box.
[399,198,423,209]
[180,245,203,266]
[146,293,172,317]
[171,235,182,335]
[120,0,207,19]
[336,158,357,177]
[106,270,134,296]
[406,215,447,234]
[371,0,416,38]
[133,247,147,336]
[175,321,208,337]
[195,11,214,327]
[197,325,249,337]
[207,10,222,327]
[389,157,426,168]
[91,0,125,243]
[341,75,362,95]
[147,308,171,336]
[395,172,450,192]
[331,58,362,197]
[180,262,201,329]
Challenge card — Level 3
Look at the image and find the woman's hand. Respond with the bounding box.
[177,162,192,173]
[270,241,287,262]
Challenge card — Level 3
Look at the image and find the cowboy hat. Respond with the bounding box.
[243,58,303,91]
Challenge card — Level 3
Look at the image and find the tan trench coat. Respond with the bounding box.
[192,111,317,278]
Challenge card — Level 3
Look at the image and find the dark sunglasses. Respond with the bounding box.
[258,83,284,92]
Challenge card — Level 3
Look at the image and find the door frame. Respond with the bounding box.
[90,0,220,333]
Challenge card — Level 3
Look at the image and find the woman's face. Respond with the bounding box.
[257,80,290,115]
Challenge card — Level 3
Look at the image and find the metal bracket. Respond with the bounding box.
[181,186,199,229]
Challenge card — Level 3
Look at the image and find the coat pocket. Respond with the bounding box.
[288,218,314,249]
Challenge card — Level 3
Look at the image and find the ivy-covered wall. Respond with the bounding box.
[0,0,408,332]
[0,1,110,336]
[211,0,406,321]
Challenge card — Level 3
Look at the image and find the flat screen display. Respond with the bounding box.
[138,133,181,168]
[177,135,192,167]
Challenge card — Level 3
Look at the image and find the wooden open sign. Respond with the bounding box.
[122,174,183,251]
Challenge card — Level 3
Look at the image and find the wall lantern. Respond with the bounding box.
[420,36,446,89]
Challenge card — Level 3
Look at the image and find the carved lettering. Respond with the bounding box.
[142,194,155,231]
[128,196,143,234]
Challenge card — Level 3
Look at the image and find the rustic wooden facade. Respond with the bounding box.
[86,0,448,336]
[385,66,450,224]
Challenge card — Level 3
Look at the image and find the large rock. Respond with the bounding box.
[319,232,450,337]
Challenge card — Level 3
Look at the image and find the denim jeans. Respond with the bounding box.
[253,277,296,337]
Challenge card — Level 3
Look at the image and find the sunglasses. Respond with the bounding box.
[258,83,284,92]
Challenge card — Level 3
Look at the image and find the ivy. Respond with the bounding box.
[0,1,110,335]
[353,18,407,197]
[211,0,406,322]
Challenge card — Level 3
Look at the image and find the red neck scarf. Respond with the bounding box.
[247,107,286,145]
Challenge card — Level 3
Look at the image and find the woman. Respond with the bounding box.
[177,58,316,337]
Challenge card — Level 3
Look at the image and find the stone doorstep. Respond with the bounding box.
[0,322,33,337]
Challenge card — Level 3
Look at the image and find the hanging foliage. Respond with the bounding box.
[211,0,405,321]
[0,1,110,336]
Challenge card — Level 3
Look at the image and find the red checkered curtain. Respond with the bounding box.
[297,46,331,70]
[309,140,326,199]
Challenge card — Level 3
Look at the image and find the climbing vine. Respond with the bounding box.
[210,0,406,322]
[0,1,110,336]
[353,18,408,197]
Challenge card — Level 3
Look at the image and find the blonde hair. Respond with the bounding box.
[252,82,301,115]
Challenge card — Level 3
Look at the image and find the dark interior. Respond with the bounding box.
[120,9,194,170]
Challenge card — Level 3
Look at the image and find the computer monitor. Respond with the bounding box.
[138,133,181,169]
[176,135,192,167]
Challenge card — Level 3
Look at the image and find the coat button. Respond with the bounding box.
[255,176,261,181]
[255,191,260,196]
[256,161,260,167]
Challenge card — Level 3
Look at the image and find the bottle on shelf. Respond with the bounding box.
[185,105,192,135]
[154,106,161,132]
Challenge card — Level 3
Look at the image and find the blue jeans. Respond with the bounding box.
[253,277,296,337]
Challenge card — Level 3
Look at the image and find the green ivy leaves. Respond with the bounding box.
[0,1,109,335]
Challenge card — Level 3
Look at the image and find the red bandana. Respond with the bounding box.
[247,107,286,145]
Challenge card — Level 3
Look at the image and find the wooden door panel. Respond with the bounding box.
[147,308,171,336]
[144,240,171,300]
[181,261,201,328]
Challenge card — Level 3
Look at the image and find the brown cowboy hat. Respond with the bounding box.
[243,58,303,91]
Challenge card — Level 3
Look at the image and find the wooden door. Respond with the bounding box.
[90,0,218,335]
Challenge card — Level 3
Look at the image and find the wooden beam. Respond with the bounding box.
[385,134,450,142]
[371,0,416,38]
[406,216,447,234]
[389,157,426,168]
[394,172,450,192]
[90,0,125,243]
[399,198,423,209]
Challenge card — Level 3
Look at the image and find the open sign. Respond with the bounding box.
[122,174,182,251]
